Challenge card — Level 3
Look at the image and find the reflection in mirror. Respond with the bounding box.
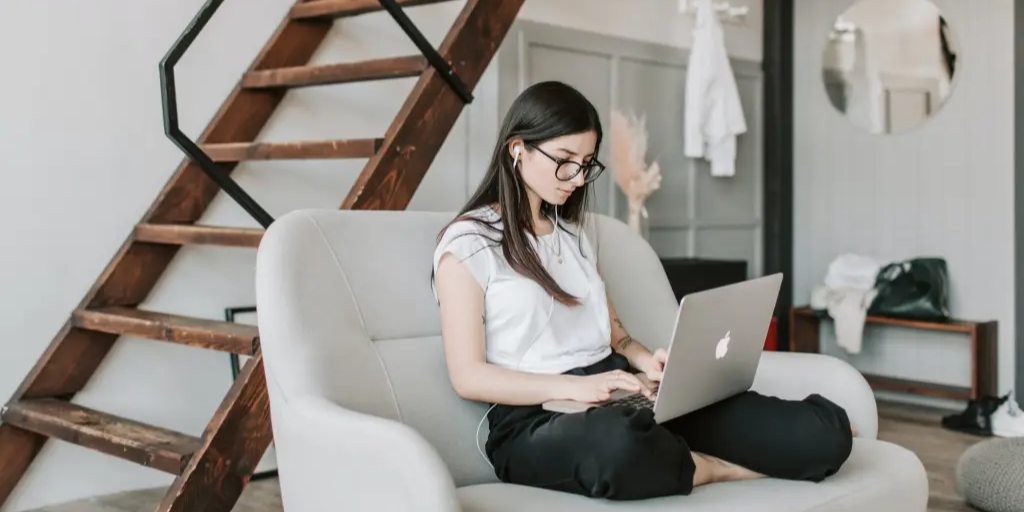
[822,0,959,134]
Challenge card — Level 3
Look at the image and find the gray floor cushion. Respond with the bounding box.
[956,436,1024,512]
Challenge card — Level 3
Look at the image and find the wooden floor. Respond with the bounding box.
[26,401,984,512]
[874,401,981,512]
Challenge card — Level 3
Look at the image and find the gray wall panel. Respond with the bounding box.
[498,20,764,275]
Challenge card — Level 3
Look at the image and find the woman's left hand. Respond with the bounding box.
[638,348,668,382]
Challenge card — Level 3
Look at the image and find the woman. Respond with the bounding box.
[432,81,853,500]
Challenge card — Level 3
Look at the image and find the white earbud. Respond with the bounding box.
[513,146,521,157]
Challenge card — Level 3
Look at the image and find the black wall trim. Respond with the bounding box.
[1015,3,1023,398]
[763,0,795,348]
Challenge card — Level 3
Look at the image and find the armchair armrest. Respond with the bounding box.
[272,395,462,512]
[751,352,879,439]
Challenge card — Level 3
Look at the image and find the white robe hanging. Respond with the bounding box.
[684,0,747,177]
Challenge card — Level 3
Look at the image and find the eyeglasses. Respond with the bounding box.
[526,143,606,184]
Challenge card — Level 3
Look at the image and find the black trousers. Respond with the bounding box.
[484,353,854,501]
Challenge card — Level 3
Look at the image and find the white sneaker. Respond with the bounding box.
[991,390,1024,437]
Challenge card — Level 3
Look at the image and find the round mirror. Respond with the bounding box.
[822,0,959,134]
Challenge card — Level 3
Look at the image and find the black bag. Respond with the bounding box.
[867,257,951,321]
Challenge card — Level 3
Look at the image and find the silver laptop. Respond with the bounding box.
[543,273,783,424]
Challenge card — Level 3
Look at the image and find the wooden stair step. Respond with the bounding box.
[1,399,201,475]
[202,138,383,162]
[290,0,456,20]
[134,224,264,248]
[243,56,427,89]
[72,307,258,355]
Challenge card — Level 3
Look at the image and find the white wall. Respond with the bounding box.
[794,0,1015,407]
[0,1,760,510]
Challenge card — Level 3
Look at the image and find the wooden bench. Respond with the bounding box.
[789,306,998,401]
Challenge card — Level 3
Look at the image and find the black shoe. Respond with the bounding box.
[941,394,1009,436]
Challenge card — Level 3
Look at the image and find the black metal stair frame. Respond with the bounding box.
[158,0,474,229]
[159,0,275,229]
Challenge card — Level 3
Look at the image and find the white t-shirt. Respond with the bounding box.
[432,206,612,374]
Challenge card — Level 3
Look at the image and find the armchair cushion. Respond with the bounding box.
[457,439,926,511]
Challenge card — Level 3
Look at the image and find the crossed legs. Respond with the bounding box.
[486,391,854,500]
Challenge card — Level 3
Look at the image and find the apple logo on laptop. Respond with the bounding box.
[715,331,731,359]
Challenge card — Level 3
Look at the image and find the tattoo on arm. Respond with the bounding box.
[616,335,635,351]
[612,316,635,350]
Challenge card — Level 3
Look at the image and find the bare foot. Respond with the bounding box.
[691,452,765,488]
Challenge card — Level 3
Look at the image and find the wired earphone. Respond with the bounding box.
[473,143,559,469]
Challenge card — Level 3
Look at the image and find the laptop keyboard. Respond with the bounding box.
[601,384,659,411]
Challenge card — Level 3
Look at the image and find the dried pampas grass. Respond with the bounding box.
[610,109,662,235]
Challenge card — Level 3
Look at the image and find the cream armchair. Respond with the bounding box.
[254,209,928,512]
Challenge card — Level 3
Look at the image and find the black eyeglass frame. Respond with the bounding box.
[525,142,607,184]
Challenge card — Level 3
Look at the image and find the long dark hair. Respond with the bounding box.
[438,81,603,306]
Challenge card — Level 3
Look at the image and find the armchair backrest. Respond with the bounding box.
[255,209,679,486]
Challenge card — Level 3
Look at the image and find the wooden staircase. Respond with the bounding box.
[0,1,523,511]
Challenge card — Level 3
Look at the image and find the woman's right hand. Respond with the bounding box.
[564,370,654,403]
